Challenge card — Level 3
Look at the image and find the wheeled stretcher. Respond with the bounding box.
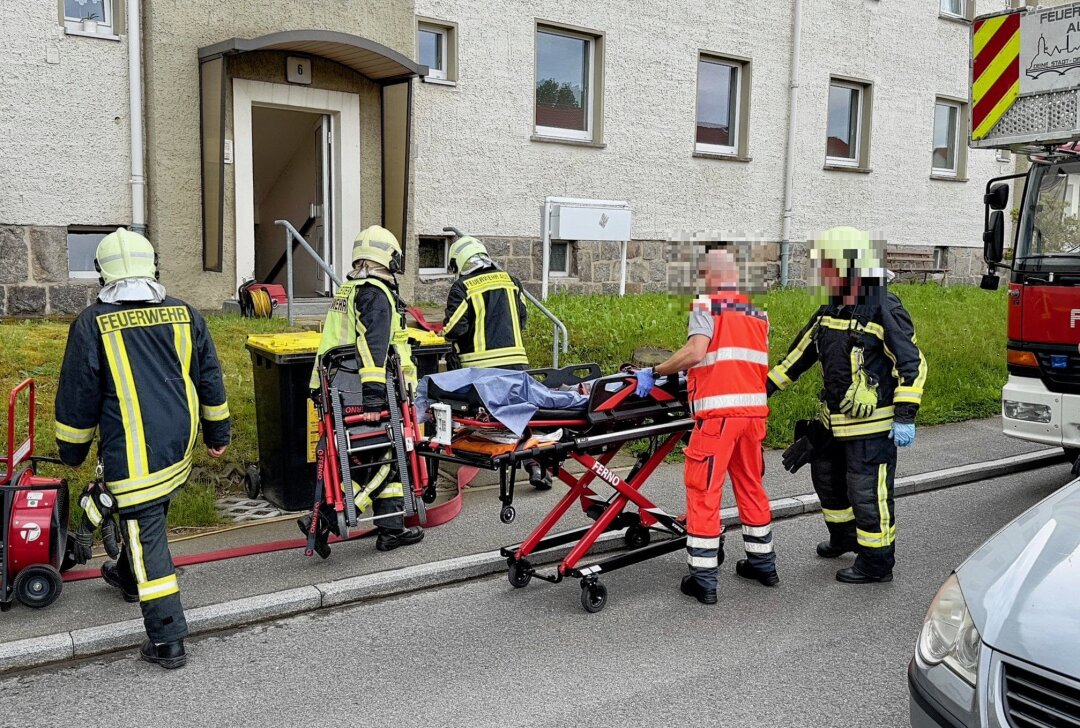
[419,365,693,612]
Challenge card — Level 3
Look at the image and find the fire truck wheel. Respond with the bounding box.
[244,466,261,499]
[14,565,63,609]
[624,526,651,550]
[507,559,532,588]
[580,581,607,613]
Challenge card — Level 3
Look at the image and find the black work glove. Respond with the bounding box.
[766,380,779,399]
[68,520,94,565]
[781,419,828,474]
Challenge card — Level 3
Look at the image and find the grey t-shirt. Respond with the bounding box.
[688,308,713,340]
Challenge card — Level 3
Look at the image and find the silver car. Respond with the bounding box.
[909,477,1080,727]
[907,473,1080,721]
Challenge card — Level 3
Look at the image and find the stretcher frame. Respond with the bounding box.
[420,370,692,612]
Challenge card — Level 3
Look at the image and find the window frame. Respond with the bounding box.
[533,23,600,143]
[931,99,962,177]
[63,0,115,35]
[694,52,751,158]
[825,80,864,168]
[931,95,970,181]
[418,234,452,276]
[939,0,969,21]
[417,19,457,84]
[548,241,572,277]
[66,226,116,280]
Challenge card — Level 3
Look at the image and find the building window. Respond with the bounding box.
[67,228,113,279]
[418,20,457,83]
[696,54,750,156]
[826,79,872,169]
[939,0,968,20]
[932,100,961,176]
[549,241,571,276]
[418,235,450,275]
[535,25,602,142]
[64,0,113,34]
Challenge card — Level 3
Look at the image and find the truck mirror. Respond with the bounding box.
[980,273,1000,291]
[983,210,1005,264]
[984,183,1009,211]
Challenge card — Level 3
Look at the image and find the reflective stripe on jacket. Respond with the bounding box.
[443,267,529,369]
[687,293,770,419]
[308,276,415,405]
[767,290,926,439]
[54,298,230,512]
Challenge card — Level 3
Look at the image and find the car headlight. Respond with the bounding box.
[917,574,982,685]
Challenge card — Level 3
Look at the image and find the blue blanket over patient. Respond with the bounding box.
[416,368,588,437]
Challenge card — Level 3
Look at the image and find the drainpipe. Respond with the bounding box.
[779,0,802,287]
[127,0,147,235]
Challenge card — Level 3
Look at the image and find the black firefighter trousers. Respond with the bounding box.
[810,433,897,577]
[116,499,188,644]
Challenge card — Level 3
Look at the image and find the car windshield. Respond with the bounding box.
[1019,160,1080,270]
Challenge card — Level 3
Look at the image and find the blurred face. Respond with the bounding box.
[703,249,740,291]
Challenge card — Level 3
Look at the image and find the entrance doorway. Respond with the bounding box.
[251,106,333,297]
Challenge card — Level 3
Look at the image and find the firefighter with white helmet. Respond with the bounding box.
[442,235,545,486]
[302,225,424,557]
[55,228,231,669]
[768,227,926,584]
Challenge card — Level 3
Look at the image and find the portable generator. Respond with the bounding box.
[0,380,70,611]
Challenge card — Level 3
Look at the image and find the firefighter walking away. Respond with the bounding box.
[769,227,926,584]
[54,229,231,669]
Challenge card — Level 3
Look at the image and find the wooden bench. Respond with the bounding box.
[885,248,949,284]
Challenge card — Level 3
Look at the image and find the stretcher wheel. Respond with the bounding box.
[580,581,607,613]
[500,505,516,524]
[14,565,63,609]
[336,511,349,539]
[422,484,437,505]
[244,466,261,499]
[624,526,651,550]
[507,560,532,589]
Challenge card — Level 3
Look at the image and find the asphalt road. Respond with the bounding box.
[2,463,1072,728]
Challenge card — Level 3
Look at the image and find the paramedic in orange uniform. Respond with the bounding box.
[634,248,776,605]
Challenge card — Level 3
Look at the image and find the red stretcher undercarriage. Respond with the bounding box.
[420,366,693,612]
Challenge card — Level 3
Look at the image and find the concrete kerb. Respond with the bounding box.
[2,448,1065,674]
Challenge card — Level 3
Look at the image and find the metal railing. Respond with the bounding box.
[275,219,341,325]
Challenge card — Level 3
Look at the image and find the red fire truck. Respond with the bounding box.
[972,5,1080,459]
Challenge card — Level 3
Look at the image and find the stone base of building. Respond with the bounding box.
[0,225,98,317]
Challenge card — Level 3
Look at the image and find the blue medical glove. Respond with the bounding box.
[891,422,916,448]
[634,367,656,397]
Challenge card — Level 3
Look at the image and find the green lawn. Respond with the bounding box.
[1,284,1006,527]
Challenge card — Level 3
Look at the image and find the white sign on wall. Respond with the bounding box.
[287,56,312,85]
[1021,3,1080,94]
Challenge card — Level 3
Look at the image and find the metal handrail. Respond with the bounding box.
[275,219,341,325]
[522,289,569,368]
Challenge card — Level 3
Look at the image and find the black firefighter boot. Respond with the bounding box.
[101,560,139,603]
[373,496,425,552]
[140,639,187,670]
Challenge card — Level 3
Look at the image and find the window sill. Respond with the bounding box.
[938,13,971,25]
[823,163,872,174]
[930,173,968,182]
[422,77,457,87]
[693,150,751,163]
[419,272,455,282]
[530,134,606,149]
[64,28,121,41]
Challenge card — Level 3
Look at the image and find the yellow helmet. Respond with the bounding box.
[95,228,158,285]
[810,227,883,280]
[448,236,488,274]
[351,226,403,272]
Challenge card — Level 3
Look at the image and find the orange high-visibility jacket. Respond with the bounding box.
[686,293,770,420]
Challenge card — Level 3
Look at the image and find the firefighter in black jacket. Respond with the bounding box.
[54,229,230,669]
[768,227,926,584]
[442,236,549,487]
[301,225,425,556]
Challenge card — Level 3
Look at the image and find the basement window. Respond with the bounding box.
[67,228,115,279]
[418,235,450,275]
[549,241,571,277]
